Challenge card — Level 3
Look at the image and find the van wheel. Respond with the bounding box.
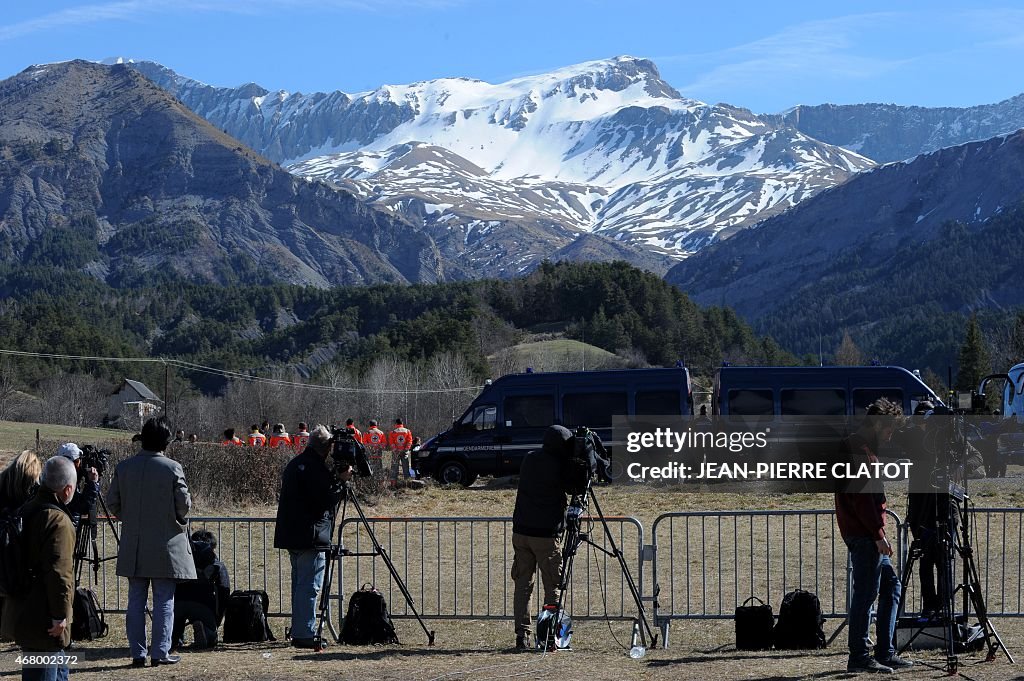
[435,460,477,487]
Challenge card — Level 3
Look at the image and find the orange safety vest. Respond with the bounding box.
[248,433,267,447]
[268,434,292,448]
[363,427,386,448]
[293,432,310,452]
[222,437,243,446]
[346,426,362,441]
[389,426,412,451]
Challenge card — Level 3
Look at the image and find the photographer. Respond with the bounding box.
[900,403,984,617]
[55,443,100,526]
[273,425,348,649]
[510,425,573,651]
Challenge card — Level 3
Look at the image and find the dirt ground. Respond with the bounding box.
[2,615,1021,681]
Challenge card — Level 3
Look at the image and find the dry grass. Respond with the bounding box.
[6,424,1023,681]
[2,615,1020,680]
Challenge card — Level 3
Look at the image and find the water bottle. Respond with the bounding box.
[629,645,646,659]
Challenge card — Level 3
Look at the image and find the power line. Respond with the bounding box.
[0,348,484,395]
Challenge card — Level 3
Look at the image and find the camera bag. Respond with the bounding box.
[734,596,774,650]
[341,584,399,645]
[71,587,108,641]
[223,589,275,643]
[773,589,826,649]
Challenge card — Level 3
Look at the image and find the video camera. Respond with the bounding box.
[329,427,372,479]
[80,444,110,478]
[563,426,612,495]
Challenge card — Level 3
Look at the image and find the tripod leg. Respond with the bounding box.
[348,492,435,645]
[588,488,658,649]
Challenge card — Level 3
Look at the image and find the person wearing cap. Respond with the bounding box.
[510,425,572,650]
[106,417,196,667]
[56,442,100,527]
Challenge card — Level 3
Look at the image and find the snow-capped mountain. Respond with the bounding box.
[126,56,873,266]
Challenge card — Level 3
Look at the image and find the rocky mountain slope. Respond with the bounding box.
[773,94,1024,163]
[0,60,458,286]
[667,129,1024,319]
[126,56,873,262]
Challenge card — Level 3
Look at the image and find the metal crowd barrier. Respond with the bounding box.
[649,509,903,647]
[79,514,645,625]
[77,507,1022,642]
[336,515,645,621]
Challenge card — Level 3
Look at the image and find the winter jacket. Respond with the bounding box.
[0,490,75,651]
[106,450,197,580]
[512,425,571,538]
[273,448,343,550]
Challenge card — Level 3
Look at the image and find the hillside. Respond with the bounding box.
[667,130,1024,369]
[0,60,454,287]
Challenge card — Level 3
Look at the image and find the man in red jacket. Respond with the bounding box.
[835,398,912,674]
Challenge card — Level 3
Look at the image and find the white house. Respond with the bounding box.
[107,378,163,427]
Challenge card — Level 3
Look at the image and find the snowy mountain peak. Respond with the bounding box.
[121,57,874,267]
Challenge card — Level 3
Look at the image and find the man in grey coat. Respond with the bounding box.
[107,417,196,667]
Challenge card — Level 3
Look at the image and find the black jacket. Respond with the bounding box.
[273,448,343,551]
[512,426,571,538]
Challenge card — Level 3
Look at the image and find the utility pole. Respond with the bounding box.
[163,362,169,416]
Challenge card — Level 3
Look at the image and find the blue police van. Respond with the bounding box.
[416,367,694,486]
[712,365,943,417]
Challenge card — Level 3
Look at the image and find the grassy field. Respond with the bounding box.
[491,338,619,371]
[0,419,133,459]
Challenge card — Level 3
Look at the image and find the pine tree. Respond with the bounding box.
[834,331,864,366]
[956,314,992,391]
[1011,311,1024,365]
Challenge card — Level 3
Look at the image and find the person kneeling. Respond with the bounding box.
[172,530,231,650]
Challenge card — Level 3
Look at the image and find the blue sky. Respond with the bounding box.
[3,1,1023,113]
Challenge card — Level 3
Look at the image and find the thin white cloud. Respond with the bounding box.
[0,0,465,42]
[659,12,913,102]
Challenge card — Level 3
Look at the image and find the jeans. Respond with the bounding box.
[289,549,326,640]
[127,577,176,660]
[847,536,901,662]
[20,649,69,681]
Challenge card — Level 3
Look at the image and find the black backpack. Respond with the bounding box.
[71,587,108,641]
[0,502,60,597]
[341,584,399,645]
[735,596,774,650]
[773,589,826,649]
[223,589,275,643]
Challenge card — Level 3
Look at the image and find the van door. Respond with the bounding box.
[442,402,499,480]
[497,390,556,476]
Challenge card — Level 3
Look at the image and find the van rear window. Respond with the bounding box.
[728,389,774,415]
[563,392,628,427]
[781,389,846,416]
[636,390,682,416]
[503,395,555,428]
[854,389,904,414]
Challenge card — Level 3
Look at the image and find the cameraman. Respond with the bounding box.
[900,403,984,617]
[56,442,100,525]
[510,425,573,650]
[273,425,348,649]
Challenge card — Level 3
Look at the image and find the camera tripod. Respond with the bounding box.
[72,488,121,587]
[897,489,1013,674]
[545,479,658,654]
[313,481,435,650]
